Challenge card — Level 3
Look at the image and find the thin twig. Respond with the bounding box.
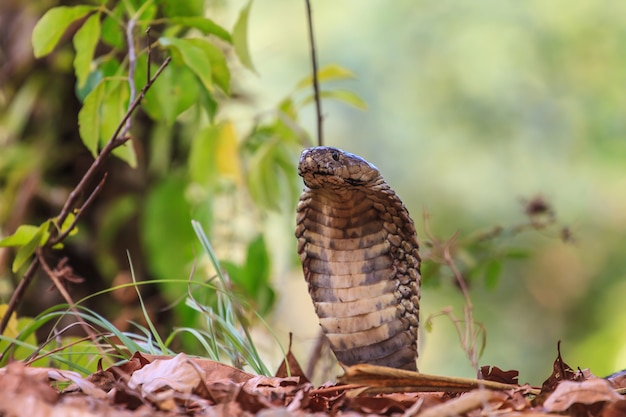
[442,237,479,370]
[25,333,95,366]
[52,56,170,240]
[304,0,323,146]
[442,233,472,309]
[305,329,327,380]
[124,17,138,137]
[0,259,40,336]
[36,249,100,344]
[146,27,152,81]
[49,174,108,246]
[0,56,171,335]
[422,208,482,371]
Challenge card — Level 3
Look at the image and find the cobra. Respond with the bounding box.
[295,146,421,371]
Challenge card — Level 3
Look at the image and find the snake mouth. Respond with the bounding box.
[305,172,367,188]
[344,178,366,186]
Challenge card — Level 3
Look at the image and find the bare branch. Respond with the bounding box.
[49,174,107,246]
[304,0,323,147]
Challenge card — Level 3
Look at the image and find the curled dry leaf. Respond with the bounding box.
[417,389,506,417]
[606,369,626,389]
[542,378,623,412]
[479,365,519,385]
[128,352,204,395]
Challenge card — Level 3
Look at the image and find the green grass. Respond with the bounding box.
[0,221,284,376]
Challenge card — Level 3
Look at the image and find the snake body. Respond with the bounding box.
[295,146,421,371]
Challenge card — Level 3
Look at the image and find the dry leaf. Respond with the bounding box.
[128,352,204,395]
[274,340,310,385]
[602,399,626,417]
[543,378,622,412]
[606,369,626,389]
[417,389,505,417]
[479,365,519,385]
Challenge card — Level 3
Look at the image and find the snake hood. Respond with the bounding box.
[298,147,383,189]
[296,146,421,371]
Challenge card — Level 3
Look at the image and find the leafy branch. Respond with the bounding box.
[0,47,171,336]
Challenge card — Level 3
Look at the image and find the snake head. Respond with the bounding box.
[298,146,382,189]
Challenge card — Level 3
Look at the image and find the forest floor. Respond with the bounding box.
[1,345,625,417]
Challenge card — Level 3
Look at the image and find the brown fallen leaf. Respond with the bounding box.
[87,350,150,392]
[606,369,626,390]
[479,365,519,385]
[540,341,582,395]
[602,399,626,417]
[0,361,59,404]
[542,378,623,412]
[416,389,506,417]
[274,334,310,385]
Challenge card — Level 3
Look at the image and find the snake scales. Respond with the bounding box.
[295,146,421,371]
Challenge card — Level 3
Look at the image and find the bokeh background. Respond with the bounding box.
[238,0,626,383]
[1,0,625,385]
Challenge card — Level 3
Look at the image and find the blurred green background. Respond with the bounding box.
[1,0,625,385]
[247,0,626,383]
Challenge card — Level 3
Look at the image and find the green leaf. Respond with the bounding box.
[75,69,103,102]
[189,121,242,186]
[222,235,275,314]
[32,5,96,58]
[278,98,297,120]
[185,39,231,94]
[142,174,196,285]
[302,89,368,110]
[246,139,297,212]
[135,55,198,125]
[159,37,213,93]
[168,17,232,43]
[13,221,50,272]
[189,125,219,186]
[101,11,124,48]
[56,212,78,237]
[101,81,136,167]
[78,80,106,157]
[232,0,256,73]
[296,64,357,89]
[161,0,204,18]
[242,235,270,292]
[112,142,137,168]
[78,79,136,166]
[0,225,41,247]
[247,141,280,211]
[198,86,218,122]
[503,247,530,259]
[100,81,129,145]
[484,259,502,289]
[73,13,101,89]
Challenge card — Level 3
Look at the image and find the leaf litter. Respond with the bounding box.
[0,342,624,417]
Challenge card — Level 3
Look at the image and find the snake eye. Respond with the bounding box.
[331,151,340,161]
